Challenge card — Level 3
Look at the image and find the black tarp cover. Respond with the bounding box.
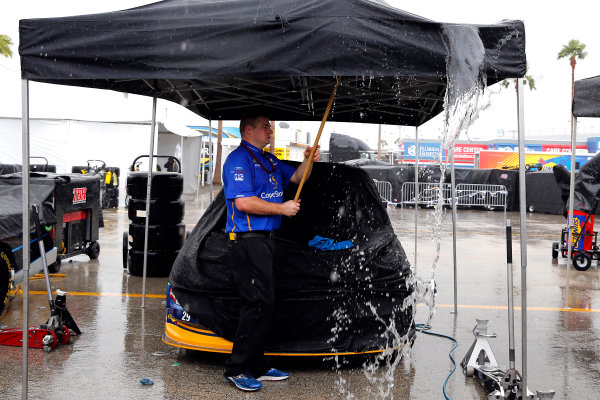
[329,133,372,163]
[573,75,600,118]
[559,153,600,214]
[169,162,414,353]
[19,0,525,126]
[0,173,57,241]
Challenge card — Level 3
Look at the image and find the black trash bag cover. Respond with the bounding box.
[169,162,414,353]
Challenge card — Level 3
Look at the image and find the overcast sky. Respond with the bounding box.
[1,0,599,147]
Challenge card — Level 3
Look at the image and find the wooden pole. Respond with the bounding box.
[269,119,276,153]
[294,76,341,202]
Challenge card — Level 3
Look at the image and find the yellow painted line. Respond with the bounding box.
[18,290,163,299]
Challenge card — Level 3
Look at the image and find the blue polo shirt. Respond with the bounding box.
[223,141,296,233]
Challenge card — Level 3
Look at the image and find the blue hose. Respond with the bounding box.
[415,323,459,400]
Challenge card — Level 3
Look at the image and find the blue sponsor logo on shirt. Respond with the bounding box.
[261,191,283,200]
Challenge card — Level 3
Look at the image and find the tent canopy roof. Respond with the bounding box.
[19,0,526,126]
[573,75,600,118]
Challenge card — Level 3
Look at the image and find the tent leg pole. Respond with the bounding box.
[414,126,419,275]
[516,77,528,394]
[566,117,577,308]
[21,79,30,400]
[209,117,213,202]
[451,149,458,314]
[141,97,157,309]
[200,135,205,189]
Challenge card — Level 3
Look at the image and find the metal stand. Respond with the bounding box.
[461,219,554,399]
[461,319,554,400]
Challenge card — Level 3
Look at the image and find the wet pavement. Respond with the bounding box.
[1,185,600,399]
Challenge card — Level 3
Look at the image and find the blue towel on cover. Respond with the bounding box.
[308,235,354,251]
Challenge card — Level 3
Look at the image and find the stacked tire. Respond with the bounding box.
[125,171,184,277]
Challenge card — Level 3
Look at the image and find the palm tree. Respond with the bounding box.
[557,39,587,136]
[502,63,536,91]
[0,34,13,58]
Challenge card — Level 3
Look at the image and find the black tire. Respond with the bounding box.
[528,204,534,213]
[525,164,531,171]
[123,232,129,269]
[552,242,559,259]
[0,247,13,318]
[573,252,592,271]
[127,198,185,224]
[101,194,110,209]
[48,257,62,273]
[129,223,185,251]
[86,241,101,260]
[126,172,183,200]
[128,249,179,277]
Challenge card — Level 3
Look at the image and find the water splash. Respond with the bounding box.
[420,24,491,325]
[330,23,514,400]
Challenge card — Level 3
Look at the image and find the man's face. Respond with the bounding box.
[245,117,272,149]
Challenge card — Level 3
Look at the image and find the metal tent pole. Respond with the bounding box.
[201,135,205,187]
[516,78,528,393]
[141,97,157,308]
[450,148,458,313]
[209,117,213,201]
[506,219,516,371]
[414,126,419,273]
[565,117,577,307]
[21,79,30,400]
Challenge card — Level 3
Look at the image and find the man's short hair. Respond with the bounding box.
[239,111,270,137]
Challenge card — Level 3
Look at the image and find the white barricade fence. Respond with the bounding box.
[400,182,507,212]
[400,182,452,207]
[455,183,508,212]
[372,179,393,204]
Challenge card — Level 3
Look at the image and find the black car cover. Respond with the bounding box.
[169,162,414,353]
[0,173,56,242]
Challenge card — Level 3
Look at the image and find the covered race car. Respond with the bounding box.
[164,162,415,355]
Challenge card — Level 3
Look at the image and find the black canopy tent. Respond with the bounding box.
[19,0,525,126]
[573,75,600,118]
[18,0,527,397]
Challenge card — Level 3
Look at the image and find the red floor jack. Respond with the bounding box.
[0,205,81,352]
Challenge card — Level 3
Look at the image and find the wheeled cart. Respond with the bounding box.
[52,173,102,263]
[0,172,102,317]
[552,210,599,271]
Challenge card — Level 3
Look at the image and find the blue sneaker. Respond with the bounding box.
[225,373,262,391]
[257,368,290,381]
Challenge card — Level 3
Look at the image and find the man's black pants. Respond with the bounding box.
[224,236,274,378]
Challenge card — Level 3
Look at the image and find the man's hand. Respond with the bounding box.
[304,146,320,162]
[280,200,301,217]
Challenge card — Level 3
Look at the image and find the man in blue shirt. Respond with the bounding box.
[222,112,319,392]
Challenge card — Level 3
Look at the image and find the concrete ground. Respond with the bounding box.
[1,185,599,399]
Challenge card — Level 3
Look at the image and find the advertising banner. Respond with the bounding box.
[489,142,542,152]
[542,144,587,153]
[477,150,594,171]
[403,142,443,162]
[452,143,488,163]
